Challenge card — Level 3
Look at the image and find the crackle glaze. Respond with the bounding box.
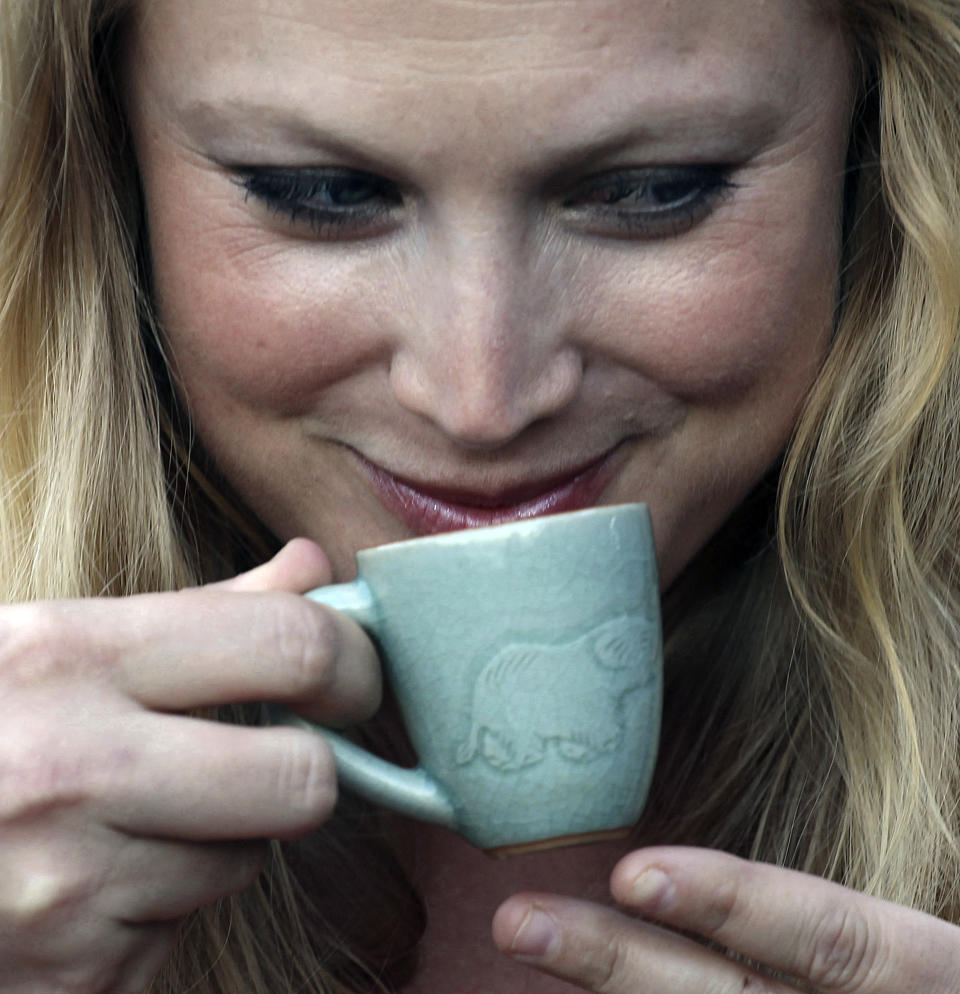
[278,504,662,852]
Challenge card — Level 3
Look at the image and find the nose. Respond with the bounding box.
[388,223,582,448]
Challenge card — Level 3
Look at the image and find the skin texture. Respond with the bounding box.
[127,0,852,588]
[0,542,379,993]
[3,0,958,991]
[492,848,960,993]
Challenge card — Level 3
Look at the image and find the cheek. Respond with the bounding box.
[588,235,837,404]
[583,156,843,404]
[150,223,394,417]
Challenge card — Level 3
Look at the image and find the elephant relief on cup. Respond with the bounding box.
[455,613,657,773]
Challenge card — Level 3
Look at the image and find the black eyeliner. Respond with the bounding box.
[233,166,402,235]
[561,164,737,238]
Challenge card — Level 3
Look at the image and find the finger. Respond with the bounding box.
[2,826,265,926]
[209,538,332,594]
[0,847,180,993]
[103,837,267,923]
[110,924,180,994]
[21,584,381,724]
[211,537,384,725]
[98,716,338,840]
[493,893,796,993]
[26,925,179,994]
[118,588,382,724]
[611,847,960,994]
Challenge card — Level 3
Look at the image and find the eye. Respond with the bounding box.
[234,167,404,238]
[561,165,735,238]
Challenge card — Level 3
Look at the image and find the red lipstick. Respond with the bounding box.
[352,449,622,535]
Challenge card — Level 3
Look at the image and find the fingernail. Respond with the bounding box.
[629,867,674,909]
[510,906,560,960]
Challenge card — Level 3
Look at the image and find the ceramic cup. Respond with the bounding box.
[274,503,662,854]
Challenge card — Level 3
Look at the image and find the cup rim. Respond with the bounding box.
[355,501,649,563]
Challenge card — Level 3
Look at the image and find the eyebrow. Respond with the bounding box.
[178,93,785,179]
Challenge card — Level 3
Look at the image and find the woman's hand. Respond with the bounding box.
[493,846,960,993]
[0,539,380,994]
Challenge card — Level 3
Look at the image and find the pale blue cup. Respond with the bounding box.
[277,503,662,854]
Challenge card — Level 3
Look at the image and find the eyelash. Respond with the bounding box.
[560,165,736,238]
[235,167,403,237]
[235,164,735,240]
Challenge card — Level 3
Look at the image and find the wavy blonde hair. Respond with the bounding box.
[1,0,959,990]
[645,0,960,920]
[781,0,960,912]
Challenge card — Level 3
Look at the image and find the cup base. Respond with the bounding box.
[485,826,632,859]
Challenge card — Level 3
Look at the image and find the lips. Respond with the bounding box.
[351,446,623,535]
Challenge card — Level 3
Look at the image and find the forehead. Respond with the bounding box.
[127,0,850,183]
[132,0,841,97]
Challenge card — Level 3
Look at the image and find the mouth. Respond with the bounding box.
[349,445,625,535]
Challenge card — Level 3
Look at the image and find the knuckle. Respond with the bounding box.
[0,725,89,822]
[2,856,101,935]
[276,733,336,822]
[699,871,744,937]
[0,602,79,687]
[590,933,629,994]
[267,596,339,698]
[806,903,877,989]
[0,715,135,826]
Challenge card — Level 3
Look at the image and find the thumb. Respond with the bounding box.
[212,538,334,594]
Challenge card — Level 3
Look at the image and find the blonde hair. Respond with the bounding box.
[0,0,189,598]
[1,0,959,990]
[783,0,960,912]
[0,3,421,990]
[647,0,960,919]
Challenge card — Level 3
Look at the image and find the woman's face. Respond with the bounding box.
[126,0,853,585]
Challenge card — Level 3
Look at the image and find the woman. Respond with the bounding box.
[1,0,959,991]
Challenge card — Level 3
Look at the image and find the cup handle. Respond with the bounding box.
[269,580,458,830]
